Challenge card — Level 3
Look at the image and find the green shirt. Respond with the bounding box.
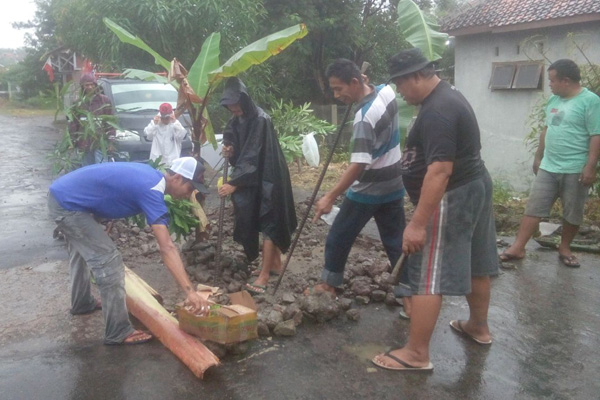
[540,88,600,173]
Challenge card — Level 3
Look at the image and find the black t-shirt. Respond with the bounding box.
[401,80,484,203]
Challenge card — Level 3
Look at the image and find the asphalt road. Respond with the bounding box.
[1,113,599,400]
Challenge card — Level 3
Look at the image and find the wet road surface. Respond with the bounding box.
[0,113,599,400]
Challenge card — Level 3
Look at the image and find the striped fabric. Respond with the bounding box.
[419,196,448,295]
[346,84,404,204]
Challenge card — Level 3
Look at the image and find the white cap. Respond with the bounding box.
[169,157,209,194]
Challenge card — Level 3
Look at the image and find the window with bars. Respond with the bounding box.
[489,61,544,90]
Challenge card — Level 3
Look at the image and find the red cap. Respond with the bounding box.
[159,103,173,117]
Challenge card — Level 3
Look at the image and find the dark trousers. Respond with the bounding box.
[321,197,405,287]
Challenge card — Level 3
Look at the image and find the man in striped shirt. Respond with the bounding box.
[310,58,406,296]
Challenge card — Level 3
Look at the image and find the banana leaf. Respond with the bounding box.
[103,18,171,70]
[188,33,221,100]
[396,0,448,62]
[208,24,308,84]
[187,33,221,147]
[122,69,169,83]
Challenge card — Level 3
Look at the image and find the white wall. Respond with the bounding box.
[453,21,600,191]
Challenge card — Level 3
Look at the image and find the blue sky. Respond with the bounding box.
[1,0,36,49]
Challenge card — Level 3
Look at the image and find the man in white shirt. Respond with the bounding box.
[144,103,188,165]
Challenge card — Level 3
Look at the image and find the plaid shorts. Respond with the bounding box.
[406,169,499,296]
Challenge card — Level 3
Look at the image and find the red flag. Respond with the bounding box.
[43,57,54,82]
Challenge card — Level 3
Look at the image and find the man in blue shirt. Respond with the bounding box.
[48,157,210,345]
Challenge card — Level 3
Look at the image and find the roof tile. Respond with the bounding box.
[443,0,600,31]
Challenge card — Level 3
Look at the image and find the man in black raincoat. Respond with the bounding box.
[217,77,297,294]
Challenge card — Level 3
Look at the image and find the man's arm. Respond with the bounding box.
[313,163,366,222]
[151,224,209,314]
[533,127,547,175]
[581,135,600,186]
[403,161,453,254]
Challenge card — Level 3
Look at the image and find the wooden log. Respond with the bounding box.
[124,267,220,378]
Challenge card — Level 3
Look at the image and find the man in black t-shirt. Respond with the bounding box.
[371,48,499,372]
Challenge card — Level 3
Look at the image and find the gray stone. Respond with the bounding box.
[366,261,390,278]
[195,246,215,264]
[193,270,213,284]
[227,281,242,293]
[355,295,370,305]
[282,292,296,304]
[282,303,301,321]
[346,309,361,321]
[257,321,270,337]
[338,297,353,311]
[350,276,372,296]
[371,290,387,302]
[274,320,297,336]
[300,292,341,323]
[292,310,303,326]
[385,292,400,306]
[347,263,365,277]
[265,310,284,329]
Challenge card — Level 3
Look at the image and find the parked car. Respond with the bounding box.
[96,78,222,168]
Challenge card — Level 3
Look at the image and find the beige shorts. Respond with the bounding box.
[524,169,589,226]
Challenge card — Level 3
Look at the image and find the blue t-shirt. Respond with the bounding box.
[50,162,169,225]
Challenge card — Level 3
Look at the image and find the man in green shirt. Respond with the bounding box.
[500,59,600,267]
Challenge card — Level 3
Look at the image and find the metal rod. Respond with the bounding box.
[272,103,354,294]
[214,158,229,283]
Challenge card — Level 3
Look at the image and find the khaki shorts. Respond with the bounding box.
[524,169,589,226]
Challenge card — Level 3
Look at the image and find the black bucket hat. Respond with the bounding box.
[387,48,434,82]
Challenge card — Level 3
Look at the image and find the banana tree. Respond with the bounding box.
[395,0,449,144]
[103,18,307,149]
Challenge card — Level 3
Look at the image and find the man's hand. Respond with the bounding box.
[153,115,160,124]
[580,164,597,186]
[402,221,427,254]
[170,114,177,123]
[222,145,234,159]
[185,291,211,316]
[313,194,335,223]
[218,183,236,197]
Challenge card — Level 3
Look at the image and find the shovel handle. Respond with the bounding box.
[390,253,407,285]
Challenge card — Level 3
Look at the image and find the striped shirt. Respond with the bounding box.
[346,84,404,204]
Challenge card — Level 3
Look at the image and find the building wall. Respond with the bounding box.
[453,21,600,191]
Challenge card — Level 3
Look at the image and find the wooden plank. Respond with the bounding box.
[124,267,220,378]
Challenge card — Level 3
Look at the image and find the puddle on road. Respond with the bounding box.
[342,342,386,364]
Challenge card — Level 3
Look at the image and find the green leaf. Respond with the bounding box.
[188,33,221,98]
[208,24,308,83]
[103,18,170,70]
[122,69,169,83]
[396,0,448,61]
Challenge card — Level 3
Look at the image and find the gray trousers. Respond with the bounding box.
[48,193,134,344]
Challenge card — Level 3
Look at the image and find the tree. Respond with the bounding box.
[49,0,266,71]
[260,0,403,104]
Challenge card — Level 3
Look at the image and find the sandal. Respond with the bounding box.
[244,282,267,295]
[558,254,580,268]
[109,330,153,345]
